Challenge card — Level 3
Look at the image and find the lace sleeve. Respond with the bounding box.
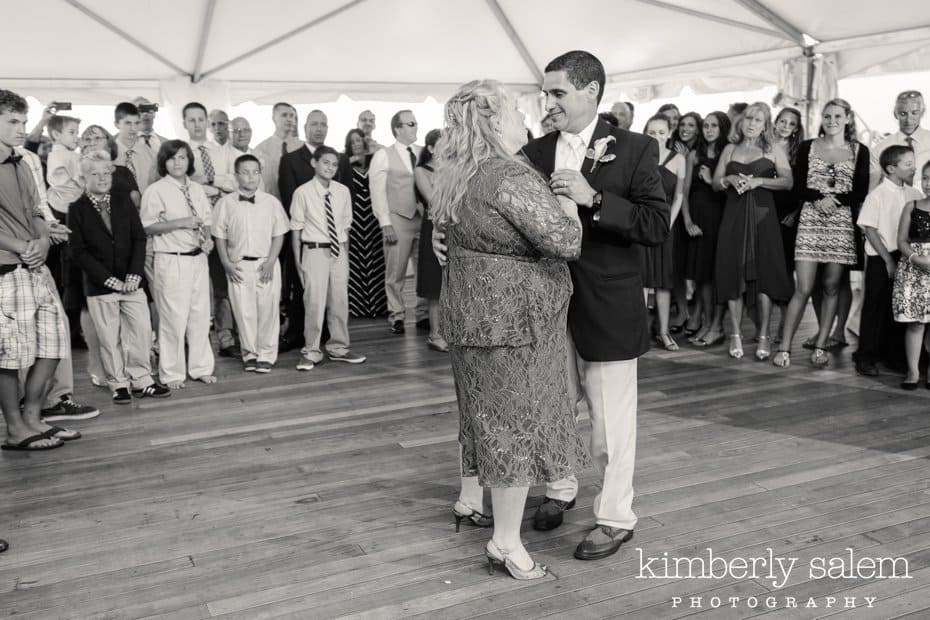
[494,162,582,260]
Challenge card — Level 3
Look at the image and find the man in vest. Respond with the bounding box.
[369,110,428,334]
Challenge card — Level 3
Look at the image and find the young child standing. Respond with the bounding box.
[45,115,82,216]
[140,140,216,389]
[289,146,366,371]
[213,155,288,373]
[893,160,930,389]
[856,145,924,377]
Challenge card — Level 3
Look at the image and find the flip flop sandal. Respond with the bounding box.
[42,426,81,441]
[2,434,64,451]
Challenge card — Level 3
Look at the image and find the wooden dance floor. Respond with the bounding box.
[3,307,930,619]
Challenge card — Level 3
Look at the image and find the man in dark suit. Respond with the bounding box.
[277,110,328,351]
[521,50,669,560]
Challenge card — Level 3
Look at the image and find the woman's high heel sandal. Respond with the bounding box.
[728,335,743,359]
[755,336,771,361]
[658,332,679,351]
[453,501,493,532]
[810,348,829,368]
[485,540,548,580]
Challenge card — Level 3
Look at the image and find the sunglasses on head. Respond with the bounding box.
[897,91,924,101]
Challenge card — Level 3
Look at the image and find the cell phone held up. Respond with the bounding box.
[50,101,72,111]
[138,103,159,113]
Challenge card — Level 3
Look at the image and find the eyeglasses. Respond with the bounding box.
[397,121,417,128]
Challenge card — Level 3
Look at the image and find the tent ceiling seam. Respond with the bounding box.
[198,0,368,81]
[485,0,543,84]
[63,0,189,77]
[732,0,807,46]
[191,0,218,83]
[630,0,789,41]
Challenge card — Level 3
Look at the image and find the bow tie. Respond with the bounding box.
[238,194,255,203]
[2,152,23,165]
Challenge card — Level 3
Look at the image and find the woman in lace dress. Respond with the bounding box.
[774,99,870,368]
[432,79,587,579]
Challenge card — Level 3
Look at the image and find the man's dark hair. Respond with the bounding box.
[390,110,414,137]
[0,89,28,115]
[234,153,262,173]
[880,144,914,174]
[545,51,606,104]
[114,102,141,123]
[599,111,619,127]
[48,115,80,137]
[182,101,207,120]
[272,102,295,114]
[156,140,196,177]
[729,102,748,115]
[311,145,339,162]
[626,101,635,114]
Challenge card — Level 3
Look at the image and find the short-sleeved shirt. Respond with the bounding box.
[857,179,925,255]
[0,151,42,265]
[140,176,213,253]
[14,147,53,221]
[289,177,352,243]
[46,144,83,213]
[870,128,930,190]
[212,190,288,261]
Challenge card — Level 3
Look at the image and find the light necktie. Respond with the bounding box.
[88,193,112,233]
[325,192,340,258]
[124,146,137,181]
[406,146,417,171]
[181,183,207,248]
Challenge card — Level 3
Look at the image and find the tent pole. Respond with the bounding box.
[631,0,788,40]
[485,0,543,83]
[191,0,218,83]
[733,0,807,45]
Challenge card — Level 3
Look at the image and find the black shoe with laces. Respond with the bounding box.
[390,320,405,335]
[112,388,132,405]
[41,396,101,421]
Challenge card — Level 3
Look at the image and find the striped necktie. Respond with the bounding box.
[199,145,215,184]
[180,183,207,248]
[325,191,340,257]
[124,145,137,181]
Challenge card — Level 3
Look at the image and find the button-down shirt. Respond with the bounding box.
[369,141,420,227]
[870,127,930,190]
[857,178,925,256]
[115,137,158,195]
[289,177,352,243]
[556,116,598,172]
[253,134,304,200]
[46,143,83,214]
[212,190,288,261]
[0,149,42,265]
[140,176,213,253]
[189,139,236,194]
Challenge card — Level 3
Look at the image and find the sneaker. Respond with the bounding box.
[112,388,132,405]
[328,351,366,364]
[255,361,273,374]
[41,396,101,421]
[390,320,405,335]
[135,383,171,398]
[90,374,107,388]
[296,357,316,371]
[243,358,258,372]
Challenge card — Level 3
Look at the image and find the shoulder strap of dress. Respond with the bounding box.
[660,150,677,167]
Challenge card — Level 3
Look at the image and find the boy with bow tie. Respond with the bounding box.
[212,155,288,373]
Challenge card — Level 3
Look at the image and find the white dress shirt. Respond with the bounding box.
[870,127,930,190]
[289,177,353,243]
[189,139,236,194]
[140,175,213,253]
[857,178,925,256]
[212,190,288,261]
[556,116,598,172]
[369,141,421,227]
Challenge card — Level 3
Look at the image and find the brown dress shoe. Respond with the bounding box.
[532,498,575,531]
[574,524,634,560]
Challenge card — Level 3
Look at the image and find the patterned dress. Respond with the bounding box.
[346,162,387,317]
[714,158,792,304]
[441,158,589,487]
[794,142,859,265]
[893,205,930,323]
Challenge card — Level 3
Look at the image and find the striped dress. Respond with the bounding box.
[347,163,388,317]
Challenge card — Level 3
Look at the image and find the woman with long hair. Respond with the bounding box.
[433,79,587,580]
[713,102,793,359]
[413,128,447,351]
[771,107,804,341]
[683,111,730,346]
[774,99,870,368]
[338,128,387,318]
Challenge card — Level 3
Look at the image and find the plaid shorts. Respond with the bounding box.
[0,265,68,369]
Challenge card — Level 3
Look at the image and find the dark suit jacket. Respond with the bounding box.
[278,144,316,214]
[68,191,147,297]
[521,119,669,361]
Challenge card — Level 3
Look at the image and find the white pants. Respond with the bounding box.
[87,289,154,391]
[547,348,638,531]
[153,253,214,384]
[383,214,428,323]
[300,245,350,362]
[228,260,281,364]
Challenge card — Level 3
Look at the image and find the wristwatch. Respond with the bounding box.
[591,191,603,210]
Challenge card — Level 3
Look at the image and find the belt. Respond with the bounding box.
[240,256,262,261]
[0,263,24,275]
[157,248,202,256]
[302,242,331,249]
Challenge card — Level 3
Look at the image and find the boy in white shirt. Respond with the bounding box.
[289,146,366,370]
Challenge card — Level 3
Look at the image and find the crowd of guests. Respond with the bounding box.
[575,90,930,388]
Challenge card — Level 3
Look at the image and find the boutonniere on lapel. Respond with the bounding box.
[585,136,616,173]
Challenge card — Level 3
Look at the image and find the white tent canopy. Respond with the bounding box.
[4,0,929,108]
